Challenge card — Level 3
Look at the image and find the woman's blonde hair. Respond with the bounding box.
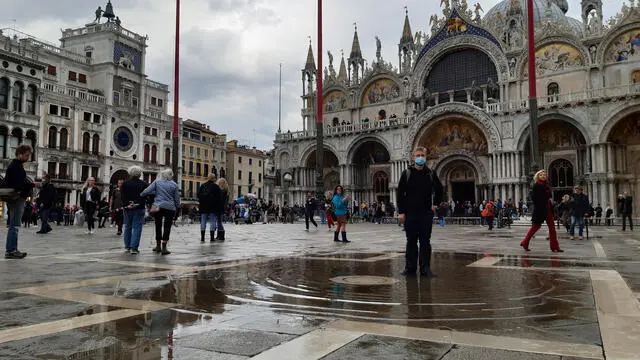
[534,170,547,182]
[562,194,570,202]
[217,177,228,190]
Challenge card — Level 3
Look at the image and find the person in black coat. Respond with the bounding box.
[197,174,221,242]
[36,173,56,234]
[622,191,633,231]
[520,170,563,252]
[568,185,590,240]
[80,177,101,234]
[304,192,318,231]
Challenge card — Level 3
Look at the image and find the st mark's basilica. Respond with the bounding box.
[273,0,640,213]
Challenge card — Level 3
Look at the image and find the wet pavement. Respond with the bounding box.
[0,221,638,359]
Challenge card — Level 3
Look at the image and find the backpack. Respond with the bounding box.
[402,166,435,187]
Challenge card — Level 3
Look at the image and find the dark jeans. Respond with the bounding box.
[404,212,434,272]
[84,203,96,231]
[6,198,25,253]
[622,213,633,230]
[486,216,494,230]
[305,210,317,229]
[154,208,175,242]
[114,210,123,233]
[39,208,52,233]
[216,213,225,231]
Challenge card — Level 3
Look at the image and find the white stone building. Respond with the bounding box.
[0,2,176,206]
[273,0,640,213]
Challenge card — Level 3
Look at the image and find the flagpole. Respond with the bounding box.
[315,0,324,199]
[278,63,282,134]
[172,0,180,181]
[526,0,539,174]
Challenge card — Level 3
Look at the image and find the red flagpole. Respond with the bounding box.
[172,0,180,180]
[526,0,540,171]
[314,0,325,198]
[316,0,323,125]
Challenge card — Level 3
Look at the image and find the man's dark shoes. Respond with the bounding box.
[5,251,27,259]
[210,231,215,242]
[401,269,416,276]
[130,248,140,255]
[420,268,437,278]
[161,243,171,255]
[36,231,44,234]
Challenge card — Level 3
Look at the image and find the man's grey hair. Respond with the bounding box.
[128,165,143,178]
[159,168,173,180]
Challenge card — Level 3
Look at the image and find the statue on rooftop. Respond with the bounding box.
[103,0,116,23]
[94,6,103,23]
[115,17,121,27]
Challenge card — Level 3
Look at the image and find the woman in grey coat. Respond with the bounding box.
[140,169,180,255]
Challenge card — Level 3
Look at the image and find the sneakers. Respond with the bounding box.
[90,230,95,234]
[5,251,27,259]
[130,248,140,255]
[124,248,131,254]
[578,236,584,240]
[569,236,575,240]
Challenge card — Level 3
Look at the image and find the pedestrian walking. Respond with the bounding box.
[80,177,101,234]
[594,204,603,225]
[520,170,564,252]
[605,204,613,226]
[36,173,56,234]
[331,185,351,243]
[110,179,125,235]
[558,194,572,233]
[482,200,495,230]
[304,192,318,231]
[569,185,590,241]
[0,145,38,259]
[121,166,148,254]
[141,169,180,254]
[621,191,633,231]
[397,146,444,277]
[197,173,221,243]
[215,178,228,241]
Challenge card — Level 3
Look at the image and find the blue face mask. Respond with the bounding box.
[415,157,426,166]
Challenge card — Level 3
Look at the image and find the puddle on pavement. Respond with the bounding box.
[66,252,600,349]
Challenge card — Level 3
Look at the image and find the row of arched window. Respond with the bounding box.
[0,78,38,115]
[143,144,171,165]
[0,126,37,160]
[48,126,69,151]
[81,132,100,155]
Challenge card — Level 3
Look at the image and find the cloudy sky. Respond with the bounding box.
[1,0,622,149]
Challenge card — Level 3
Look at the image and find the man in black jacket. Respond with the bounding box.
[304,192,318,231]
[397,146,443,277]
[569,185,590,240]
[198,174,221,242]
[1,145,38,259]
[36,173,56,234]
[622,191,633,231]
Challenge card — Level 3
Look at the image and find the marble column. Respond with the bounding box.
[607,144,615,173]
[515,151,521,179]
[489,155,493,181]
[515,184,521,204]
[590,146,596,173]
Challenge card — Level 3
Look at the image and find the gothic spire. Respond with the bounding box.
[349,23,363,60]
[400,7,414,45]
[337,51,347,81]
[304,41,316,72]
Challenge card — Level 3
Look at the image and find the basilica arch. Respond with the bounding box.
[347,137,392,205]
[433,155,485,206]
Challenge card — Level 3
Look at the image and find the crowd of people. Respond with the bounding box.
[0,144,635,276]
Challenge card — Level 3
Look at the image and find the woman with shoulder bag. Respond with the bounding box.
[80,177,101,234]
[140,169,180,255]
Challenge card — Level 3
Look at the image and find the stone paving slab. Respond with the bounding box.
[321,334,452,360]
[176,329,295,356]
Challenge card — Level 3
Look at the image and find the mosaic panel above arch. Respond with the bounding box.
[416,118,488,159]
[605,28,640,63]
[523,43,585,78]
[361,78,401,105]
[323,91,349,113]
[608,115,640,145]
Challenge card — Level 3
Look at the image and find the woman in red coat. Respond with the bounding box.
[520,170,564,252]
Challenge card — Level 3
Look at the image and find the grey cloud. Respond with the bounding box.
[1,0,142,24]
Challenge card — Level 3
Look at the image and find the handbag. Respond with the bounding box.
[0,188,20,203]
[149,205,160,214]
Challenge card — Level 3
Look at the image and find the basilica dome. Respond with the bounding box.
[484,0,584,37]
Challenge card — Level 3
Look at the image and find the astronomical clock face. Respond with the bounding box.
[113,126,134,151]
[113,42,141,72]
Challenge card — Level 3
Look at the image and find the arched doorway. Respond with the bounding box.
[607,113,640,211]
[324,171,340,192]
[350,139,391,203]
[440,160,477,205]
[522,119,587,178]
[548,159,574,202]
[304,148,340,198]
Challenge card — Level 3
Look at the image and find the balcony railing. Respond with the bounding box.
[145,79,169,91]
[42,83,106,104]
[276,115,414,141]
[277,83,640,142]
[61,22,146,43]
